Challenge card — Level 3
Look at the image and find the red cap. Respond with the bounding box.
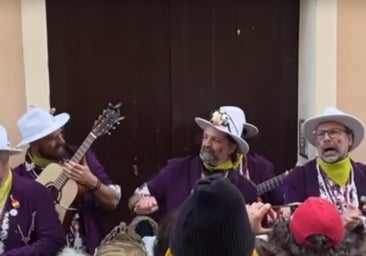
[289,197,345,248]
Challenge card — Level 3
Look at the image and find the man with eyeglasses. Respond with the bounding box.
[284,106,366,231]
[129,106,278,223]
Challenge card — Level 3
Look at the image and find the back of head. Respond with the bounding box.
[154,210,179,256]
[267,197,347,256]
[170,175,254,256]
[93,222,147,256]
[289,197,345,249]
[268,222,345,256]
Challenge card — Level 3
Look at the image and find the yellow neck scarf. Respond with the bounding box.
[0,169,13,208]
[28,151,54,168]
[202,153,243,172]
[165,248,173,256]
[317,156,351,186]
[252,249,259,256]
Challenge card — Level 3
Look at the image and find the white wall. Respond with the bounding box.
[337,0,366,161]
[21,0,50,110]
[0,0,27,166]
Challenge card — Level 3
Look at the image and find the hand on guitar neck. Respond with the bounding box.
[63,158,99,190]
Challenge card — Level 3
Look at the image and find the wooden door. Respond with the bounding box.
[46,0,299,224]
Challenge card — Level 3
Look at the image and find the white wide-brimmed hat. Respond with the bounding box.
[242,115,258,138]
[0,125,22,155]
[195,106,250,154]
[303,106,365,151]
[16,107,70,147]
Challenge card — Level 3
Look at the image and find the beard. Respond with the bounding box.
[320,146,347,163]
[199,148,219,166]
[321,153,346,163]
[38,144,65,161]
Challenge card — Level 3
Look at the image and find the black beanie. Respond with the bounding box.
[170,175,255,256]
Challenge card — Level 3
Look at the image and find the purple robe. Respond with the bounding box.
[1,173,65,255]
[283,159,366,214]
[147,155,259,217]
[13,145,114,254]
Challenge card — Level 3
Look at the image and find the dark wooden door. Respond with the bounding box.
[46,0,299,224]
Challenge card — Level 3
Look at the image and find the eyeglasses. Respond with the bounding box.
[313,128,349,140]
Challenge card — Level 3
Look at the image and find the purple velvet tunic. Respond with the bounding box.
[283,159,366,214]
[1,173,65,255]
[13,145,114,254]
[147,155,261,217]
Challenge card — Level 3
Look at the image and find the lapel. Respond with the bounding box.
[189,156,202,187]
[2,174,34,249]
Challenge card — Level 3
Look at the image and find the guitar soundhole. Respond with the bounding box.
[45,183,61,203]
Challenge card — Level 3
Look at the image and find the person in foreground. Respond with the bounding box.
[257,197,349,256]
[167,175,256,256]
[0,125,65,255]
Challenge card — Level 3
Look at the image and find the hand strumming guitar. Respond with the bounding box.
[63,158,99,189]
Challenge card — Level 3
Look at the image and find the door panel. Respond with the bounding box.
[46,0,299,224]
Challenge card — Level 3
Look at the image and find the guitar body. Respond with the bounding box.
[36,163,83,228]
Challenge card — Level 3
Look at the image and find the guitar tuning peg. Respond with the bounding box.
[107,132,111,135]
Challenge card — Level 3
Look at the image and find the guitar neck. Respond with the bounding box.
[256,172,287,196]
[57,132,97,187]
[70,132,97,163]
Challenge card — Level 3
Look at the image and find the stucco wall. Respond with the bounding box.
[0,0,27,166]
[337,0,366,162]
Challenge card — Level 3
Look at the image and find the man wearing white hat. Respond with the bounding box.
[13,107,121,255]
[0,125,65,254]
[129,106,279,219]
[284,106,366,231]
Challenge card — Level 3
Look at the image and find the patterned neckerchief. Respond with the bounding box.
[317,162,358,213]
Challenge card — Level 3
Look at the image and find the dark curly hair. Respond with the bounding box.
[263,222,354,256]
[153,210,180,256]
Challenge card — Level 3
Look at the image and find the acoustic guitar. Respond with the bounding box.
[36,103,124,227]
[256,170,290,196]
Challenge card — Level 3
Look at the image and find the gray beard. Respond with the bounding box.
[199,151,219,166]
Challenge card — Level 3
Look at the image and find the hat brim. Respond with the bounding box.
[244,123,259,138]
[16,113,70,147]
[303,114,365,151]
[0,148,22,156]
[195,118,249,154]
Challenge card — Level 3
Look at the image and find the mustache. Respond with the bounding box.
[200,149,216,161]
[201,147,213,153]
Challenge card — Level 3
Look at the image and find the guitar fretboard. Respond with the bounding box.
[256,171,288,196]
[55,132,97,189]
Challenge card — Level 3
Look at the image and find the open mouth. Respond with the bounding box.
[323,147,337,155]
